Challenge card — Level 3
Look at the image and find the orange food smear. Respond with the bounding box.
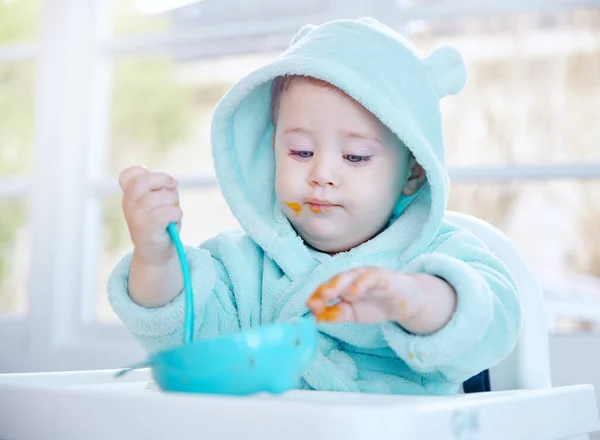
[328,275,340,289]
[307,294,326,310]
[398,298,408,320]
[316,303,342,322]
[350,273,370,296]
[308,276,341,314]
[285,202,303,217]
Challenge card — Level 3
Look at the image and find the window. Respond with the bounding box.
[409,9,600,167]
[0,0,41,373]
[0,0,43,45]
[1,0,599,373]
[0,0,41,316]
[0,61,34,316]
[408,8,600,333]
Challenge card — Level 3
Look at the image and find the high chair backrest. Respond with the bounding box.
[445,211,552,391]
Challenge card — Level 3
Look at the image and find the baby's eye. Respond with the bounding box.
[290,150,313,159]
[344,154,371,163]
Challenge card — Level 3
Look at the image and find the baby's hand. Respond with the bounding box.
[307,267,425,325]
[118,165,182,267]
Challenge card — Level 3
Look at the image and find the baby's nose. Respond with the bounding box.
[308,167,336,187]
[309,175,335,187]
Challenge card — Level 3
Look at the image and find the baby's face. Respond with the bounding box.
[274,77,411,254]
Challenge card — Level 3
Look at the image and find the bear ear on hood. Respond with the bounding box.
[290,23,318,46]
[423,45,467,99]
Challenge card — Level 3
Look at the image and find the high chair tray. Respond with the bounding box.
[0,368,597,440]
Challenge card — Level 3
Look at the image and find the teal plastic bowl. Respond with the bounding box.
[147,316,318,395]
[115,223,318,395]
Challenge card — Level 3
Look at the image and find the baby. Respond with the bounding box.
[109,17,521,395]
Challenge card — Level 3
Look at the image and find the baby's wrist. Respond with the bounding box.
[132,245,177,268]
[386,273,426,324]
[129,249,184,308]
[389,273,456,335]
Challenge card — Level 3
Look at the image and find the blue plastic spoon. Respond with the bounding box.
[167,222,194,344]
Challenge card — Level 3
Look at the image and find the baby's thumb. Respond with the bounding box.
[118,165,148,192]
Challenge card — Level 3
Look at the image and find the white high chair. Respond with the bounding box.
[0,212,598,440]
[447,210,553,393]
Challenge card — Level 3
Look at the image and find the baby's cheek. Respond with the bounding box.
[274,166,291,198]
[351,183,387,210]
[354,188,399,228]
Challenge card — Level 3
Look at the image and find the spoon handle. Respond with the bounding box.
[167,222,195,344]
[114,361,151,378]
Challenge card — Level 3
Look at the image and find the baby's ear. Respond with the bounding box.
[402,157,426,196]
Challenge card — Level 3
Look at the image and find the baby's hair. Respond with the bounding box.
[271,75,334,127]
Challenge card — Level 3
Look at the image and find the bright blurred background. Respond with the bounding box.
[1,0,599,405]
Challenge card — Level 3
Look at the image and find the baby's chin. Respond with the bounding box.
[300,229,369,255]
[285,213,382,254]
[299,218,391,254]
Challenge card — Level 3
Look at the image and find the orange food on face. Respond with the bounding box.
[285,202,303,216]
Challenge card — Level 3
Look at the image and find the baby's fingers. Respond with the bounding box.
[118,165,148,191]
[315,300,390,324]
[345,269,395,301]
[137,188,180,214]
[313,302,354,323]
[307,269,368,315]
[124,172,177,204]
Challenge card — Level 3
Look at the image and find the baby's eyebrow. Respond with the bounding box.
[281,126,383,146]
[283,126,312,136]
[342,130,383,146]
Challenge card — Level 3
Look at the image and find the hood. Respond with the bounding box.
[210,17,467,279]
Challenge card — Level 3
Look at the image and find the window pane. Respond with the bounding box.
[0,62,35,177]
[0,199,28,315]
[112,0,172,37]
[109,53,276,176]
[448,179,600,333]
[97,187,240,321]
[408,8,600,166]
[0,0,42,45]
[112,0,327,37]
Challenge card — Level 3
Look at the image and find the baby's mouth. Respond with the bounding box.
[304,198,340,213]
